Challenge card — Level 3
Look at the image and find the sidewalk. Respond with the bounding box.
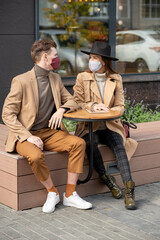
[0,182,160,240]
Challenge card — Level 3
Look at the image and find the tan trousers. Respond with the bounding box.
[16,128,86,182]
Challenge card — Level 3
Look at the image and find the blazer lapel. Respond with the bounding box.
[90,80,102,100]
[30,68,39,115]
[84,73,101,100]
[104,78,116,106]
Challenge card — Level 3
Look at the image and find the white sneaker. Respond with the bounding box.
[63,191,92,210]
[42,192,60,213]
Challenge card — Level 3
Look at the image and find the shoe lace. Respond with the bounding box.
[126,188,134,198]
[73,192,87,203]
[104,175,115,189]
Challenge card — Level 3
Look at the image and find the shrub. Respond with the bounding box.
[122,98,160,123]
[62,119,77,132]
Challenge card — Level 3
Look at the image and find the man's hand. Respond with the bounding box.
[93,103,110,112]
[27,136,43,151]
[48,108,66,129]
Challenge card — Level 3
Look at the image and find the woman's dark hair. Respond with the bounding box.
[102,57,117,75]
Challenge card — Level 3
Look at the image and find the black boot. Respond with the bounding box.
[100,173,122,199]
[124,181,136,210]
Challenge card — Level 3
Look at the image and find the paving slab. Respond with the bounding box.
[0,182,160,240]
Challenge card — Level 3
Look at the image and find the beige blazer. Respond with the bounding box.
[73,72,138,160]
[2,67,78,152]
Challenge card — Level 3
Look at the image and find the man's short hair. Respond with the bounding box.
[31,39,57,63]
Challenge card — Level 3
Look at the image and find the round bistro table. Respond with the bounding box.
[63,109,121,185]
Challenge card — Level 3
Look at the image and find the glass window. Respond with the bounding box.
[39,0,160,75]
[116,0,160,74]
[117,0,130,18]
[142,0,160,18]
[39,0,109,77]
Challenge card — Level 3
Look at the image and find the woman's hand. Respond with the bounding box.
[93,103,110,112]
[48,108,66,129]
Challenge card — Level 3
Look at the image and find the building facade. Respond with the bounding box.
[0,0,160,118]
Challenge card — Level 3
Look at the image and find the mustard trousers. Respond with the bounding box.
[16,128,86,182]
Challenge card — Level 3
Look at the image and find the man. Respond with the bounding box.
[2,39,92,213]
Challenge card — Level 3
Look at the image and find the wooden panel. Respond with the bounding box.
[0,151,69,177]
[0,124,8,131]
[1,137,160,168]
[0,145,5,152]
[0,123,160,176]
[77,178,113,198]
[17,152,69,176]
[0,151,22,159]
[17,138,160,177]
[17,158,33,176]
[0,154,18,175]
[131,121,160,141]
[5,165,92,193]
[0,163,98,194]
[132,168,160,185]
[0,170,17,192]
[0,187,18,210]
[99,138,160,159]
[18,189,47,210]
[75,168,160,198]
[17,170,68,193]
[103,153,160,172]
[17,167,160,210]
[1,122,160,211]
[130,153,160,172]
[18,187,66,210]
[99,145,115,159]
[0,140,6,146]
[1,166,159,211]
[2,151,160,194]
[0,132,7,137]
[132,139,160,157]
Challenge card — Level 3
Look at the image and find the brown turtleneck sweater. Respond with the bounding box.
[31,65,55,130]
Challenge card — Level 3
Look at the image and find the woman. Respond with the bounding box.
[73,41,138,210]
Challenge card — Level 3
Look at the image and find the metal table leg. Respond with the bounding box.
[77,122,93,185]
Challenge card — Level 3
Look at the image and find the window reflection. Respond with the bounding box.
[39,0,109,76]
[116,30,160,73]
[39,29,89,75]
[116,0,160,74]
[142,0,160,18]
[39,0,160,75]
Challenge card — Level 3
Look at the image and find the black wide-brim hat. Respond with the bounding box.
[81,41,118,61]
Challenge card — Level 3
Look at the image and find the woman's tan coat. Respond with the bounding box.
[73,71,138,160]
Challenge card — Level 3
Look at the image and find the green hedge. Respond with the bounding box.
[122,99,160,123]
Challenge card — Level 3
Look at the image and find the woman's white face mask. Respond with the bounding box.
[88,59,102,72]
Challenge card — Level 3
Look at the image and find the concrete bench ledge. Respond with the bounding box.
[0,121,160,210]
